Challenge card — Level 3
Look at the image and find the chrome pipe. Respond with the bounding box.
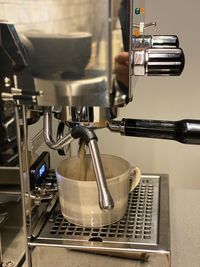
[88,139,114,210]
[43,107,73,150]
[15,105,33,267]
[71,125,114,210]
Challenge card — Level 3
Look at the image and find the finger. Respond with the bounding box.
[115,52,129,65]
[114,63,129,75]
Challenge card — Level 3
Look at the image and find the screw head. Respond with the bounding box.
[4,77,11,87]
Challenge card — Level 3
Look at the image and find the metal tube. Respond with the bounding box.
[15,105,33,267]
[21,106,32,233]
[43,108,74,150]
[88,139,114,210]
[0,233,2,266]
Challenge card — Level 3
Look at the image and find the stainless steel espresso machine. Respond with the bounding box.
[0,0,200,266]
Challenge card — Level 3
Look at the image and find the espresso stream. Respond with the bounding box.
[78,139,88,181]
[78,141,113,182]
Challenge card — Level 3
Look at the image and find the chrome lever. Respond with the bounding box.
[133,22,156,34]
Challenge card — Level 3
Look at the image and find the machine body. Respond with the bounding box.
[0,0,197,267]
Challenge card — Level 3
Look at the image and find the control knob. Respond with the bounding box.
[132,36,185,76]
[151,35,179,48]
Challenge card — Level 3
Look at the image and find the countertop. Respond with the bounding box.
[170,188,200,267]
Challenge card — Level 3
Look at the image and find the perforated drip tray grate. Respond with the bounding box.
[37,175,161,247]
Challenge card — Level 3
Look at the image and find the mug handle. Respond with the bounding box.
[129,167,141,193]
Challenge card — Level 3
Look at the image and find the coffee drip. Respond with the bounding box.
[78,139,88,181]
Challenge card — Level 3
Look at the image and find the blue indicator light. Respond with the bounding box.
[39,163,46,177]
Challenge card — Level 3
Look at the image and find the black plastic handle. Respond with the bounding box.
[122,119,200,145]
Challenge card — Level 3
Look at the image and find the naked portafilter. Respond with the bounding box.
[0,0,199,211]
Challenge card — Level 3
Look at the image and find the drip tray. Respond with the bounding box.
[32,174,170,260]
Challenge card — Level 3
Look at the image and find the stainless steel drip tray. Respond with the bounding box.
[32,174,170,260]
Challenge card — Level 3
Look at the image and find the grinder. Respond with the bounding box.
[0,0,198,215]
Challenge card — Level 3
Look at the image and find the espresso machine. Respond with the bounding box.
[0,0,199,266]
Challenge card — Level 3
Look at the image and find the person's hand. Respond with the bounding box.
[114,51,129,87]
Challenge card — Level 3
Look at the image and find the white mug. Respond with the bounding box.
[56,154,141,227]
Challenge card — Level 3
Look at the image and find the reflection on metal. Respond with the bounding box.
[33,72,130,108]
[55,106,118,128]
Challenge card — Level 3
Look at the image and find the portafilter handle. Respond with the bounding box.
[71,125,114,210]
[108,119,200,145]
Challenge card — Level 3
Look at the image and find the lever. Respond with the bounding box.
[133,22,156,34]
[108,119,200,145]
[71,125,114,210]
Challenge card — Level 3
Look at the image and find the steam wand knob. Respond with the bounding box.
[108,119,200,145]
[132,47,185,76]
[132,33,185,76]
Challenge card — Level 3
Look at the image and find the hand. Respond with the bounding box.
[114,51,129,87]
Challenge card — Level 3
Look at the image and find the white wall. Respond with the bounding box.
[98,0,200,191]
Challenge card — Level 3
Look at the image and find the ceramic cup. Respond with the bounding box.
[55,154,141,227]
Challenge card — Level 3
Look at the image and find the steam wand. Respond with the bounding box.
[71,125,114,210]
[108,119,200,144]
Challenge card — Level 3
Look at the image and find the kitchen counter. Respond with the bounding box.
[170,188,200,267]
[23,188,200,267]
